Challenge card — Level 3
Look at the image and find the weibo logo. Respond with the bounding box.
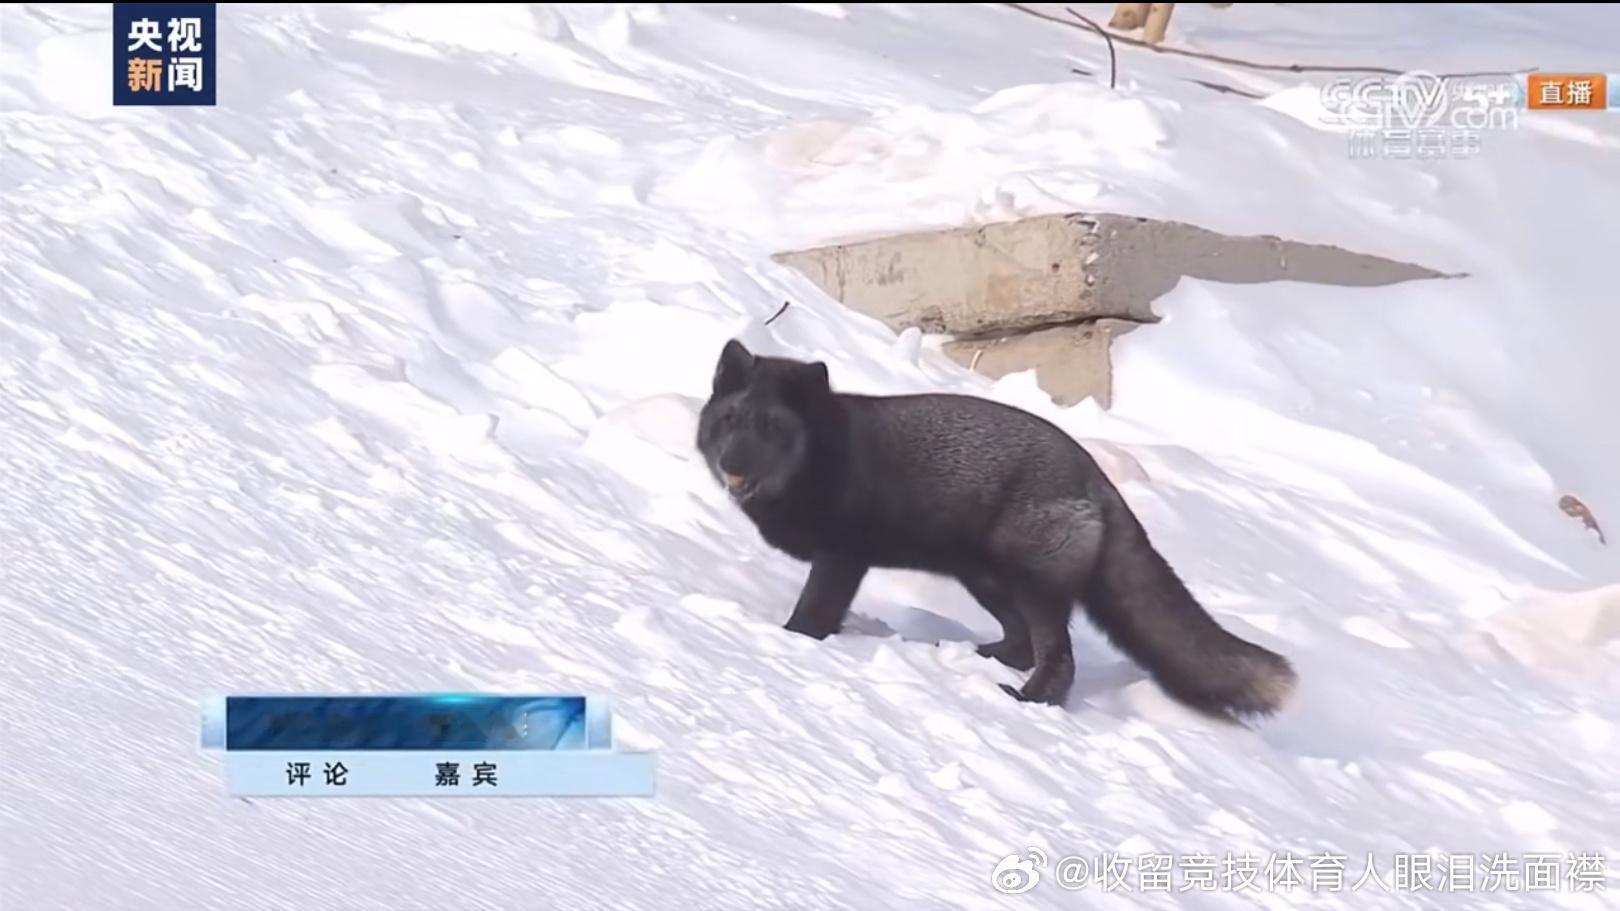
[990,847,1048,895]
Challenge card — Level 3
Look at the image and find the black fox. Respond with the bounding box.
[695,339,1297,721]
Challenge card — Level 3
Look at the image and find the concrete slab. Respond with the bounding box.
[942,320,1134,408]
[774,210,1455,408]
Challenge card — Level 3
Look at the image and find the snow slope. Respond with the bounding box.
[4,3,1618,909]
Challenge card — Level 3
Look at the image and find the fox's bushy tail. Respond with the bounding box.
[1080,495,1297,722]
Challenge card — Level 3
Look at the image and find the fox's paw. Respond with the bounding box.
[977,640,1034,672]
[1000,682,1066,707]
[783,616,837,640]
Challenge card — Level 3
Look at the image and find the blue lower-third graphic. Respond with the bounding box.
[200,693,653,798]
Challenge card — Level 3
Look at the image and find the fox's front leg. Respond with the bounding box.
[783,555,868,640]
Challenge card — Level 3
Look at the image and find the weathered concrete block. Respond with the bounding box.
[942,320,1135,408]
[774,210,1452,409]
[775,211,1450,341]
[772,214,1146,339]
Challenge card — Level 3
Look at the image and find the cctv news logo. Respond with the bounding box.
[1321,70,1520,161]
[1320,71,1521,133]
[113,3,217,107]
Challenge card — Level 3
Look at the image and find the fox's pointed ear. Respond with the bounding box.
[713,339,754,394]
[795,360,830,396]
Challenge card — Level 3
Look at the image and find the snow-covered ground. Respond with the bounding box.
[4,3,1618,909]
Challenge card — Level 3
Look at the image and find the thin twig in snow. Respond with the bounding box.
[1069,7,1118,89]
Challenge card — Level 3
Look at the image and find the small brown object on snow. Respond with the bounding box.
[1108,3,1150,30]
[1559,494,1607,545]
[1108,2,1229,47]
[1142,3,1176,46]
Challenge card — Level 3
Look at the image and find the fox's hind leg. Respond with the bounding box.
[988,499,1106,706]
[1001,581,1076,706]
[958,569,1034,671]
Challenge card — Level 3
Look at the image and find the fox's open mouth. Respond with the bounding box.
[721,472,758,501]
